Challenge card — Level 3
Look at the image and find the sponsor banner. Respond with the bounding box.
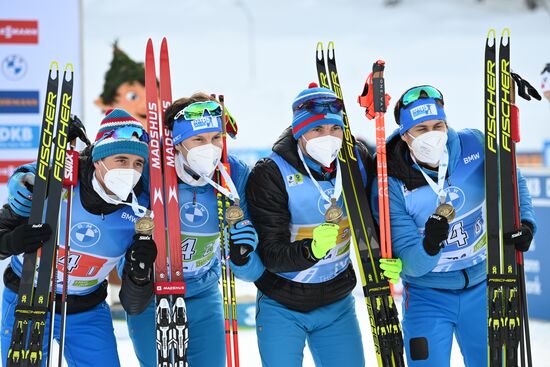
[0,124,40,149]
[0,20,39,44]
[0,91,39,114]
[0,160,33,183]
[1,54,28,81]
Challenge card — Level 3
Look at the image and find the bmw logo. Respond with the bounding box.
[71,222,101,248]
[2,55,27,81]
[180,202,209,228]
[439,186,466,213]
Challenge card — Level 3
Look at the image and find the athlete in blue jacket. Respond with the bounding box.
[123,93,264,367]
[246,83,401,367]
[1,109,155,366]
[372,85,536,367]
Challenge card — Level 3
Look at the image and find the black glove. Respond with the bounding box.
[125,234,157,283]
[0,223,52,256]
[423,214,449,256]
[67,115,91,146]
[229,220,258,266]
[504,221,534,252]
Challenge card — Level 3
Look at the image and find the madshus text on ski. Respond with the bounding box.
[0,30,540,367]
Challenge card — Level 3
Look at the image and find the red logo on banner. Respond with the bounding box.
[0,20,39,44]
[0,160,33,183]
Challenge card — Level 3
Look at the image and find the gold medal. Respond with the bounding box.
[325,198,343,224]
[435,203,455,222]
[135,210,155,235]
[225,200,245,226]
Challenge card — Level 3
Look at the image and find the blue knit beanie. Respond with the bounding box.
[92,108,149,162]
[291,83,344,139]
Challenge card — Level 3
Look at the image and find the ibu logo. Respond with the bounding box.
[180,201,209,228]
[71,222,101,248]
[410,103,438,121]
[317,188,343,215]
[438,186,466,213]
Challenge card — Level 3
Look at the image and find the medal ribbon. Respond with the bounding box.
[202,162,240,202]
[410,148,449,205]
[297,146,342,206]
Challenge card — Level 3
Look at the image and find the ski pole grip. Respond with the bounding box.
[63,149,79,187]
[511,105,520,143]
[372,60,386,113]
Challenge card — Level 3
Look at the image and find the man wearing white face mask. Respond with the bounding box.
[371,86,537,366]
[245,83,400,367]
[124,93,264,367]
[1,108,155,366]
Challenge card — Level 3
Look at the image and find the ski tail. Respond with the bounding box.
[316,42,404,367]
[7,62,60,367]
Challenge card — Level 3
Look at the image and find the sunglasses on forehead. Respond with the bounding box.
[399,86,445,109]
[99,126,150,143]
[294,98,344,114]
[174,101,223,121]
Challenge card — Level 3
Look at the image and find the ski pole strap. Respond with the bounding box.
[202,162,240,202]
[409,148,449,205]
[297,145,342,206]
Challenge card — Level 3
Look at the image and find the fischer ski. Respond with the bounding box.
[315,42,404,367]
[145,38,188,367]
[485,28,540,367]
[7,63,74,367]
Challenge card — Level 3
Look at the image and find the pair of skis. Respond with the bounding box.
[315,42,404,367]
[485,29,540,367]
[7,63,74,367]
[145,38,188,367]
[211,94,241,367]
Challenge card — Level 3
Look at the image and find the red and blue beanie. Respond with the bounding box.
[291,83,344,139]
[398,98,446,135]
[92,108,149,162]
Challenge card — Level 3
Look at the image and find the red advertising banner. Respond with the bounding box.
[0,160,33,183]
[0,20,39,44]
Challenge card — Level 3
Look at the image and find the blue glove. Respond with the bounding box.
[229,219,258,266]
[8,172,34,217]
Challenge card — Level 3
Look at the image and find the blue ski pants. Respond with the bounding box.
[1,287,120,367]
[255,292,365,367]
[126,280,225,367]
[402,281,487,367]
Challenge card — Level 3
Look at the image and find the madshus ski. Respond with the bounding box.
[145,38,189,367]
[316,42,404,367]
[7,63,73,367]
[485,28,541,367]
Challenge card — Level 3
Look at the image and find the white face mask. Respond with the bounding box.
[407,130,448,165]
[183,143,222,177]
[303,135,342,167]
[99,161,141,201]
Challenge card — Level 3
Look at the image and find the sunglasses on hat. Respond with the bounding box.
[99,126,150,144]
[399,86,444,109]
[294,98,344,114]
[174,101,223,121]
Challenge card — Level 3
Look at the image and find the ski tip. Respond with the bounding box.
[146,38,153,50]
[63,63,74,73]
[487,29,496,39]
[161,37,168,48]
[316,42,324,51]
[328,41,335,50]
[501,28,511,38]
[49,61,59,70]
